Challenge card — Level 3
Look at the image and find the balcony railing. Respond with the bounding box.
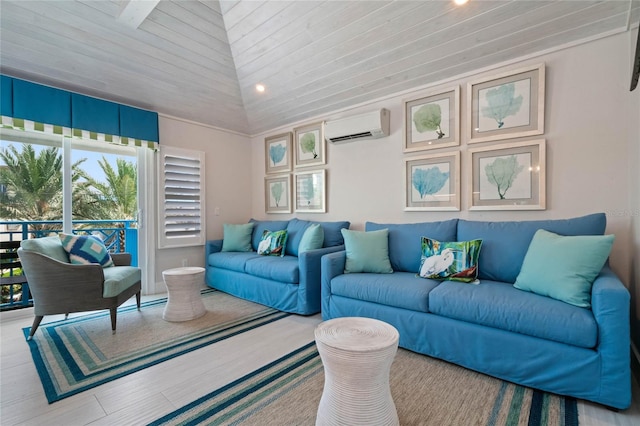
[0,220,138,311]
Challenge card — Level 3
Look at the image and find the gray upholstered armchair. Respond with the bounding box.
[18,236,141,339]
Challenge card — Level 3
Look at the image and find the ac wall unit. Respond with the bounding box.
[325,108,390,143]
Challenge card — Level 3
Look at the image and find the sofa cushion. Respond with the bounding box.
[257,229,288,257]
[330,271,437,313]
[250,219,289,251]
[514,230,614,308]
[419,238,482,283]
[245,256,300,284]
[298,223,324,253]
[429,280,598,348]
[222,223,255,252]
[342,229,393,274]
[366,220,458,273]
[21,235,70,263]
[456,213,606,284]
[103,266,140,298]
[285,218,311,255]
[319,221,351,248]
[208,252,261,273]
[59,233,114,267]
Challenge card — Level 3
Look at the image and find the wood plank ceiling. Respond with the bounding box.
[1,0,638,136]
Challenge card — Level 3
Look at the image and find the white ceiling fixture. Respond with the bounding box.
[117,0,161,29]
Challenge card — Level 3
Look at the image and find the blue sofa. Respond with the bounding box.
[206,218,349,315]
[321,214,631,409]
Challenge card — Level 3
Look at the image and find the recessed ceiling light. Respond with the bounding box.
[255,84,265,93]
[454,0,469,5]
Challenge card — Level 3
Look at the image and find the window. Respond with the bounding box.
[157,145,205,248]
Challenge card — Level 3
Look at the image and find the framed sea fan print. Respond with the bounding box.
[467,63,545,144]
[264,174,291,214]
[403,86,459,152]
[294,169,326,213]
[468,139,545,210]
[404,151,460,211]
[294,122,325,168]
[265,132,292,174]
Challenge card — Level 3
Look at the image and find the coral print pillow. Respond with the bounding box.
[419,237,482,283]
[257,230,288,257]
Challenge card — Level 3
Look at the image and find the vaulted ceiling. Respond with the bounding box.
[1,0,638,136]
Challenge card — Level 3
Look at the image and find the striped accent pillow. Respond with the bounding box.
[59,233,114,268]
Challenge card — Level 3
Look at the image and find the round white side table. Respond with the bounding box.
[315,316,400,426]
[162,266,206,322]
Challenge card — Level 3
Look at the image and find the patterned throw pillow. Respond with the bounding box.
[418,237,482,283]
[257,230,288,257]
[59,233,114,267]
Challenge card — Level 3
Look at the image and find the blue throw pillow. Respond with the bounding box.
[222,223,255,252]
[418,237,482,283]
[514,229,614,308]
[341,228,393,274]
[298,223,324,254]
[59,233,114,267]
[257,230,288,257]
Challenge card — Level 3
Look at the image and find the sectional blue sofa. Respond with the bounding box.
[321,214,630,409]
[205,218,349,315]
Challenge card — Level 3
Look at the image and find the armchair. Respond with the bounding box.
[18,236,141,339]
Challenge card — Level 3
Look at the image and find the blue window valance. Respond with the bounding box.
[0,75,158,148]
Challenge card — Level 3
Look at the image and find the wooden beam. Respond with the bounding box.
[117,0,161,29]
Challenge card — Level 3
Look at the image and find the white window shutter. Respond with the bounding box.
[157,146,205,248]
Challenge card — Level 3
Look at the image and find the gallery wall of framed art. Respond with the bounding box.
[402,63,546,212]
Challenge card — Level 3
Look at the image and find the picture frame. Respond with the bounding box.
[294,169,326,213]
[404,151,460,211]
[403,86,459,152]
[294,122,325,168]
[264,174,292,214]
[265,132,292,174]
[468,139,546,210]
[467,63,545,144]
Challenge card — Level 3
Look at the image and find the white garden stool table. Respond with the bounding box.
[162,267,207,322]
[315,316,400,426]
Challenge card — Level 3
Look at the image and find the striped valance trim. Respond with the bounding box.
[1,116,158,150]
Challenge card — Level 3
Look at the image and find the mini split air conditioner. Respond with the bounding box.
[324,108,390,143]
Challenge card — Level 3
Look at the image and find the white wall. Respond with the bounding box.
[151,115,252,292]
[249,31,638,287]
[628,28,640,352]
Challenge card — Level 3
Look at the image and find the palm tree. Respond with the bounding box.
[0,144,95,227]
[85,157,137,251]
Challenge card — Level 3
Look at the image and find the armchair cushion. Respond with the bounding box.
[59,233,114,267]
[20,235,69,263]
[103,266,141,298]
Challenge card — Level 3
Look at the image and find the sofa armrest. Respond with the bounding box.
[320,250,346,319]
[111,252,131,266]
[590,266,631,407]
[205,239,223,264]
[296,245,345,313]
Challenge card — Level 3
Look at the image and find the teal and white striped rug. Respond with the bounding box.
[23,290,290,403]
[150,342,578,426]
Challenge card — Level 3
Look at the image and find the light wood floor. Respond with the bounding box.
[1,294,639,426]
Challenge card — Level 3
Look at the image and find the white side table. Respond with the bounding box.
[162,266,206,322]
[315,316,400,426]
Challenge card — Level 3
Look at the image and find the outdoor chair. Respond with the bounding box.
[17,235,141,339]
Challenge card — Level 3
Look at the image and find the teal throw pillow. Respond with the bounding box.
[221,223,255,252]
[257,230,288,257]
[419,238,482,283]
[298,223,324,254]
[514,229,614,308]
[341,228,393,274]
[59,233,114,267]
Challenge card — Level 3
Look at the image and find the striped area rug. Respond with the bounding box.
[23,290,290,403]
[150,342,578,426]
